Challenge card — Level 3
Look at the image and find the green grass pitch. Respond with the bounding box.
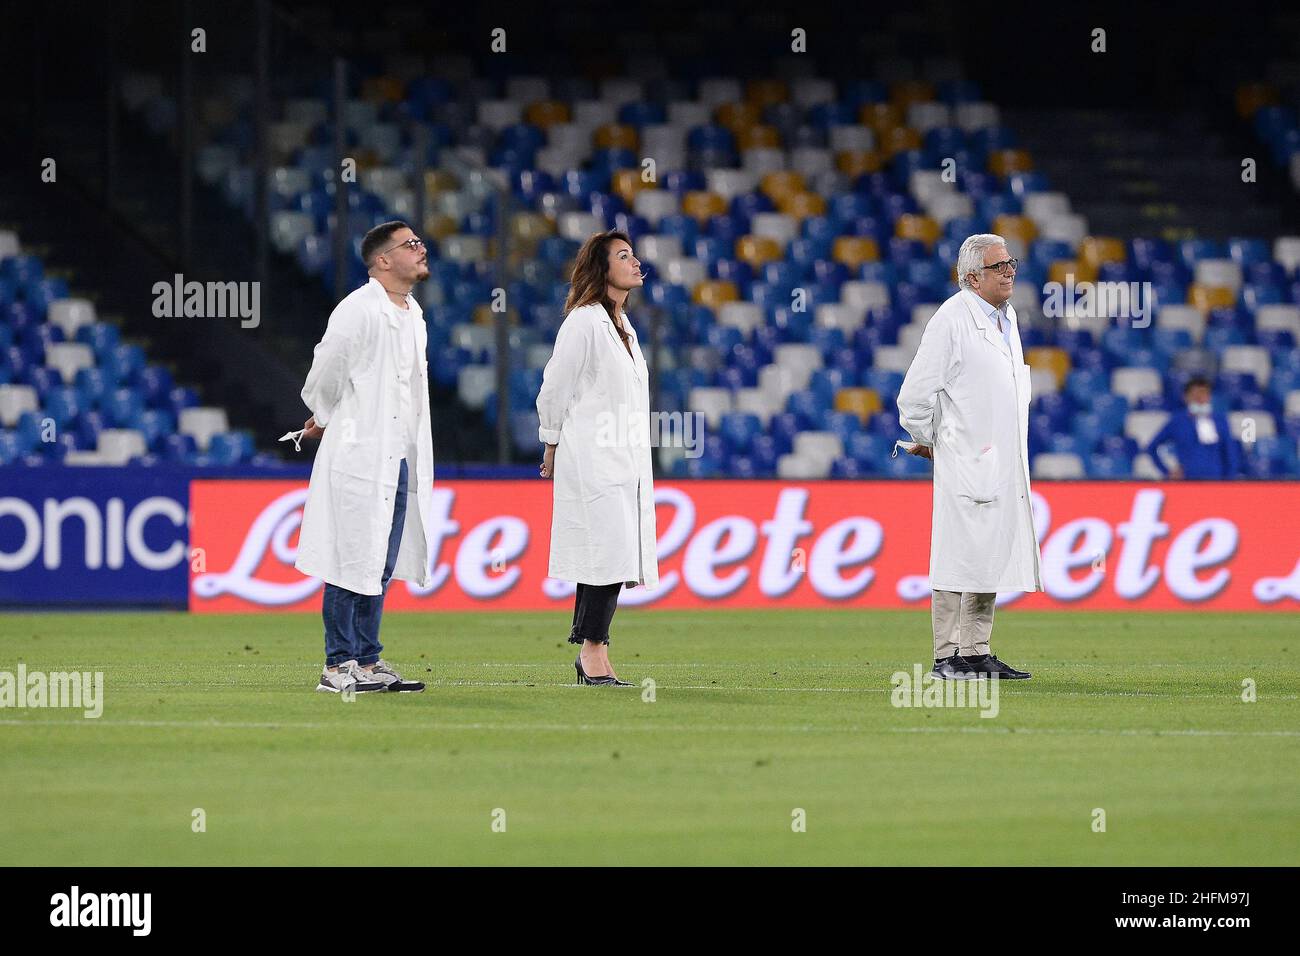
[1,609,1296,865]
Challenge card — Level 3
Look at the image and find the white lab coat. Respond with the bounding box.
[295,278,435,595]
[537,302,659,588]
[897,288,1043,593]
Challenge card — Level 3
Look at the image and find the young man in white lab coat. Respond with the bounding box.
[897,234,1041,681]
[296,221,434,694]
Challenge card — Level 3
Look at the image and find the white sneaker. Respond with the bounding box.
[338,660,388,693]
[371,658,425,693]
[315,667,357,694]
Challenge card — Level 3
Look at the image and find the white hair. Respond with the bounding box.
[956,233,1009,291]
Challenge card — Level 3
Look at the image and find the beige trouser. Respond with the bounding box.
[932,589,996,660]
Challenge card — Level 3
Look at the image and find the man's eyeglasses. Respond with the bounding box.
[382,237,426,255]
[980,257,1018,276]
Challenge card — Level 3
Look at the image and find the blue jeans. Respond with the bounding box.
[322,458,407,667]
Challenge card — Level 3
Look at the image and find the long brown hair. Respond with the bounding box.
[564,229,634,353]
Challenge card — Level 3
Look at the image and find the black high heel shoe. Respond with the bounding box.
[575,655,616,686]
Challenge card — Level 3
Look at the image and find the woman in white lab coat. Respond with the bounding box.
[537,230,659,686]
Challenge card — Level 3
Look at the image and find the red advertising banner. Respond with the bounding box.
[188,480,1300,613]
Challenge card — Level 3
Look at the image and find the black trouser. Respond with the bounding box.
[568,582,623,646]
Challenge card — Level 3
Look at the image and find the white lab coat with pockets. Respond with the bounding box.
[897,288,1043,593]
[296,278,435,596]
[537,302,659,588]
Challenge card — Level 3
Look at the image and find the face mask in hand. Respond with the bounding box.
[1188,402,1212,416]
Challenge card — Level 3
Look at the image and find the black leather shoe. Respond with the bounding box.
[575,655,616,686]
[607,675,633,686]
[966,653,1031,679]
[930,655,981,680]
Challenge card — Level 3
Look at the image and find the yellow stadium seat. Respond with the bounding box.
[716,102,762,132]
[834,387,882,423]
[424,170,459,194]
[1079,236,1127,271]
[362,77,404,103]
[890,81,936,108]
[776,191,827,219]
[1188,284,1236,312]
[746,79,789,109]
[759,171,806,203]
[524,101,571,128]
[895,213,940,249]
[992,214,1038,245]
[1048,260,1088,285]
[611,169,651,205]
[737,125,782,149]
[473,305,518,326]
[682,191,728,222]
[988,149,1034,176]
[836,150,884,176]
[594,124,638,150]
[423,214,459,240]
[735,235,784,267]
[880,126,923,157]
[509,212,554,242]
[1235,83,1278,120]
[832,236,880,269]
[1025,347,1072,388]
[859,103,903,133]
[693,280,739,308]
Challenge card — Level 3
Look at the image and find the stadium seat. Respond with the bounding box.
[178,406,230,452]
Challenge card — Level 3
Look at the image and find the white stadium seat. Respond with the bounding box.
[1156,304,1207,343]
[1193,258,1242,293]
[793,432,844,470]
[829,126,874,152]
[45,343,95,384]
[777,452,831,479]
[456,366,496,410]
[178,407,229,452]
[47,298,97,338]
[1032,452,1085,479]
[1110,367,1163,404]
[635,235,682,265]
[1228,411,1276,441]
[718,303,765,336]
[1124,410,1170,447]
[840,280,890,312]
[97,429,148,466]
[1255,304,1300,337]
[663,258,705,289]
[751,212,799,246]
[734,387,783,425]
[687,387,733,429]
[633,190,678,225]
[0,384,39,427]
[706,169,759,201]
[1220,345,1271,388]
[815,304,867,333]
[1272,236,1300,276]
[872,345,914,374]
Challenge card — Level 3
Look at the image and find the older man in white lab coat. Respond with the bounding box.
[296,220,433,694]
[897,233,1041,681]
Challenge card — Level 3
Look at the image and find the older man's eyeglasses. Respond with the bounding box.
[981,257,1019,276]
[382,237,426,255]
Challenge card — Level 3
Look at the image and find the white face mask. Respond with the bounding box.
[1188,402,1212,416]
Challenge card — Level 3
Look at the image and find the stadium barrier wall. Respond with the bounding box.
[3,470,1297,610]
